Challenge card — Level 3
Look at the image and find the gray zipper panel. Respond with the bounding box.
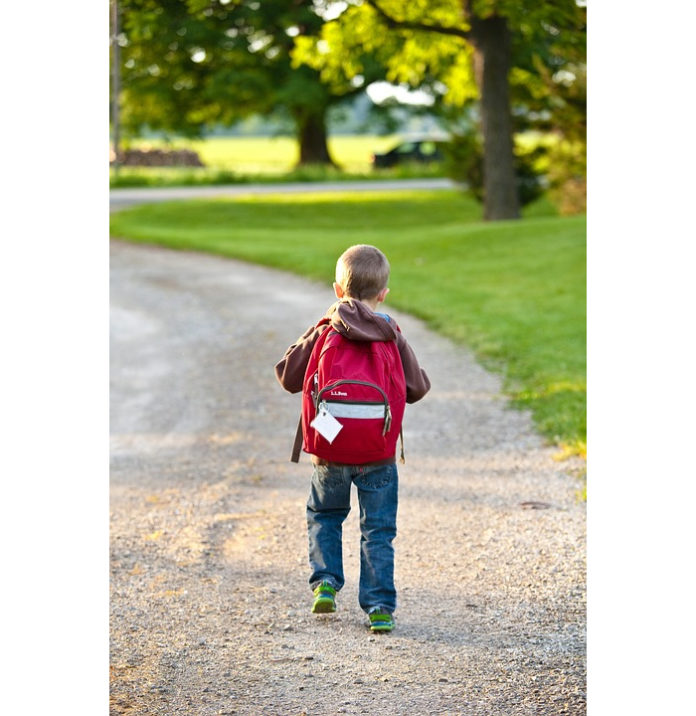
[321,401,386,420]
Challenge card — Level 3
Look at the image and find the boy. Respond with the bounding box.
[274,244,430,632]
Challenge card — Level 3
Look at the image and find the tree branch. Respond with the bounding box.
[364,0,471,40]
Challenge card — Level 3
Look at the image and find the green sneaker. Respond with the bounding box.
[368,608,394,632]
[311,580,337,614]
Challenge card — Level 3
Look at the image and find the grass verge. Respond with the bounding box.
[109,163,447,188]
[110,190,586,457]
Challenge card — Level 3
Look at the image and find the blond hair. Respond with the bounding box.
[335,244,390,301]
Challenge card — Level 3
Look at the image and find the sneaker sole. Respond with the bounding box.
[369,615,394,632]
[370,623,393,632]
[312,598,336,614]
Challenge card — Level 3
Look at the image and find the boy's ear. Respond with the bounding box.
[377,287,390,303]
[333,282,345,299]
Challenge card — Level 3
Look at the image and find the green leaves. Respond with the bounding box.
[292,2,477,104]
[118,0,343,137]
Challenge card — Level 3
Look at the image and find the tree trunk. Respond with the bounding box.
[470,14,519,220]
[294,107,336,166]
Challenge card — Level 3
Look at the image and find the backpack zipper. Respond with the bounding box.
[316,380,392,435]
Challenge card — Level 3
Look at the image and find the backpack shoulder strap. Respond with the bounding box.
[291,415,304,463]
[290,321,333,463]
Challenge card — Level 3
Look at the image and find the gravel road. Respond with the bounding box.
[110,240,586,715]
[109,179,455,210]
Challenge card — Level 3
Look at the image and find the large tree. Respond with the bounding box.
[294,0,586,220]
[115,0,385,165]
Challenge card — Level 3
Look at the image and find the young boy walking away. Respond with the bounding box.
[274,245,430,632]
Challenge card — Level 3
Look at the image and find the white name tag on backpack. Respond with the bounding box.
[310,407,343,444]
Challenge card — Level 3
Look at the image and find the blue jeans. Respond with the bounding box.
[306,462,399,614]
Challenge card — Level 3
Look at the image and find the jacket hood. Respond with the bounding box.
[326,299,397,342]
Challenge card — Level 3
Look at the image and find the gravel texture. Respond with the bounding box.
[110,240,586,715]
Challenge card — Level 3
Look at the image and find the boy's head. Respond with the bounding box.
[334,244,390,305]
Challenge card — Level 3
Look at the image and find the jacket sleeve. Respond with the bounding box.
[395,331,431,403]
[274,323,327,394]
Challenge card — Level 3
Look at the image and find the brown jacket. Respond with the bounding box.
[274,299,431,403]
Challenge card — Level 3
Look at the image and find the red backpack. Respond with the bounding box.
[291,320,406,464]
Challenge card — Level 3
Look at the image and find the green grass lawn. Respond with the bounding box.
[110,136,451,188]
[110,133,547,188]
[111,135,418,186]
[110,190,586,457]
[194,135,402,171]
[118,134,400,171]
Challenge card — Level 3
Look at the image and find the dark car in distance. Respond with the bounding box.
[371,138,446,168]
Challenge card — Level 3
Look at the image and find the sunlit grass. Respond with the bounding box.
[114,134,402,173]
[110,190,586,456]
[109,135,448,187]
[108,162,446,188]
[110,132,553,187]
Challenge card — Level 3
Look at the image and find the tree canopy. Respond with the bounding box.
[115,0,386,163]
[112,0,586,218]
[293,0,586,219]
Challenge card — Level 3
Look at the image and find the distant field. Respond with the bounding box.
[111,133,554,188]
[122,135,401,173]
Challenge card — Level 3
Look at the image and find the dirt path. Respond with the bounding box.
[110,240,586,715]
[109,178,454,211]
